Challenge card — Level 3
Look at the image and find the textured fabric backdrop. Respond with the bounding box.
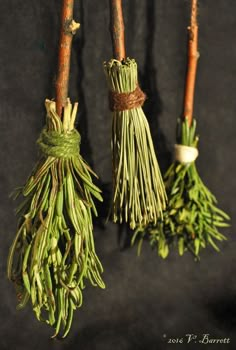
[0,1,235,349]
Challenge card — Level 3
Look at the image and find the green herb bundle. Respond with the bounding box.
[105,0,167,230]
[132,0,230,258]
[7,0,105,338]
[7,100,105,337]
[132,118,230,258]
[104,58,167,229]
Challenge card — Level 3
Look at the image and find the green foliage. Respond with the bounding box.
[7,100,105,338]
[104,58,167,229]
[132,118,230,258]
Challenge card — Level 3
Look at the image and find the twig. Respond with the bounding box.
[55,0,80,117]
[109,0,126,61]
[183,0,199,126]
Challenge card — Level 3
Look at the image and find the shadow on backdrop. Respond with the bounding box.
[206,294,236,331]
[64,320,165,350]
[73,0,93,166]
[140,0,171,173]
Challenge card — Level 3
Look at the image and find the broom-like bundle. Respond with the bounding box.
[133,118,230,258]
[132,0,230,258]
[7,1,104,338]
[104,0,167,230]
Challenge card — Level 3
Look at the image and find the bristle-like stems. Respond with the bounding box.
[7,100,104,337]
[104,58,167,229]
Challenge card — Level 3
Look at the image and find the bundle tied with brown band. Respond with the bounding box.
[109,84,147,111]
[103,57,167,229]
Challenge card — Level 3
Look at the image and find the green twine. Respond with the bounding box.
[37,128,80,158]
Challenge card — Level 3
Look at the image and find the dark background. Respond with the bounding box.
[0,1,235,349]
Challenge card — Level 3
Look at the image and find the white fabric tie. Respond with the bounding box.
[174,144,199,164]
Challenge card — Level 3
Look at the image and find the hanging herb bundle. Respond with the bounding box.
[7,0,105,338]
[104,0,167,230]
[132,0,230,258]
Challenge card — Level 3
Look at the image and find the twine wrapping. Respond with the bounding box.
[109,85,146,111]
[37,128,80,158]
[174,144,199,164]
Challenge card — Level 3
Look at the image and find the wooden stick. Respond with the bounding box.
[109,0,126,61]
[183,0,199,126]
[55,0,80,117]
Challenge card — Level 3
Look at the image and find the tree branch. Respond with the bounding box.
[109,0,126,61]
[183,0,199,126]
[55,0,80,117]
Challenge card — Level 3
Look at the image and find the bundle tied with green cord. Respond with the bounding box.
[7,0,105,338]
[104,0,167,230]
[132,0,230,258]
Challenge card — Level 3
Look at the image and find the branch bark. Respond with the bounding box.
[183,0,199,126]
[55,0,80,117]
[109,0,126,61]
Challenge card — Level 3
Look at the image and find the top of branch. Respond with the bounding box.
[190,0,198,28]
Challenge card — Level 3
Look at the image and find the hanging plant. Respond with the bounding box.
[132,0,230,258]
[7,0,105,338]
[104,0,167,230]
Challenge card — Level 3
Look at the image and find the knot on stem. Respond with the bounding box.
[64,19,80,35]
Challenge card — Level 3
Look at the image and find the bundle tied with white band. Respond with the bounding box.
[174,144,199,164]
[132,0,230,260]
[132,118,230,259]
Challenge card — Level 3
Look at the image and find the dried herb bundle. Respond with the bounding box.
[132,0,230,258]
[7,100,105,337]
[7,0,104,338]
[132,119,230,258]
[104,58,166,229]
[105,0,167,229]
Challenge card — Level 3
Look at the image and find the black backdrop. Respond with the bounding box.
[0,1,235,349]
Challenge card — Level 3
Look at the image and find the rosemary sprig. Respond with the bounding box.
[132,119,230,258]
